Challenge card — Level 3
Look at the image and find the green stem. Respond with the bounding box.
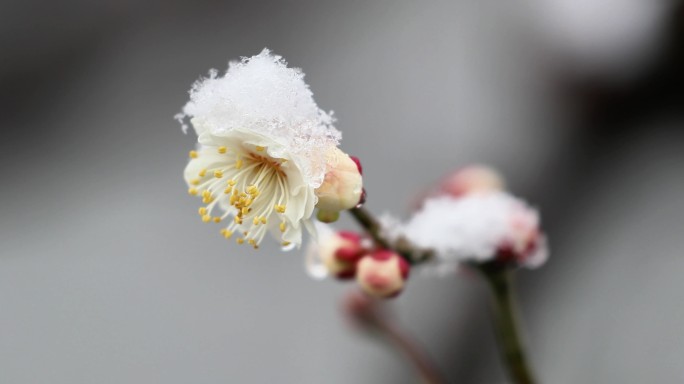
[482,269,536,384]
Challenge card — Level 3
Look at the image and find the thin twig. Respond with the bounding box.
[344,292,448,384]
[348,206,391,249]
[347,206,433,264]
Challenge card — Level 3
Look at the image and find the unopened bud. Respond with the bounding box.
[356,250,410,298]
[315,148,363,212]
[439,165,504,198]
[306,225,366,280]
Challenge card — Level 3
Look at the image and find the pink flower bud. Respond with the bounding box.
[356,250,410,298]
[306,226,366,280]
[438,165,505,198]
[315,148,363,212]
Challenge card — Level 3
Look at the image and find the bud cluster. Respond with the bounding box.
[307,227,410,299]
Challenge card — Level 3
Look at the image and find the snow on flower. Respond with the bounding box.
[392,192,548,269]
[178,49,357,249]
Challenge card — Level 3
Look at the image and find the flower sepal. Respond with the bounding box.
[316,209,340,223]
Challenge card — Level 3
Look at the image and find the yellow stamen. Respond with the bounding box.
[222,230,233,239]
[198,169,207,177]
[189,150,198,159]
[282,241,291,247]
[236,238,244,245]
[255,145,265,152]
[188,187,198,195]
[228,179,236,186]
[275,204,286,214]
[213,217,221,223]
[279,222,286,233]
[235,159,243,169]
[198,207,207,215]
[247,185,258,195]
[190,179,200,186]
[201,214,211,223]
[241,207,250,216]
[253,217,260,225]
[218,146,227,154]
[260,217,267,224]
[214,170,223,178]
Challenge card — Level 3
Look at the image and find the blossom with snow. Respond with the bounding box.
[178,49,362,249]
[394,192,548,269]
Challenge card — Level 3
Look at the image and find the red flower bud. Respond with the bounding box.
[356,250,410,298]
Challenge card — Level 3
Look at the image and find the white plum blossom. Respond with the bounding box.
[179,49,354,249]
[390,192,548,269]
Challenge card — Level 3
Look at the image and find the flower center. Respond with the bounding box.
[188,146,292,249]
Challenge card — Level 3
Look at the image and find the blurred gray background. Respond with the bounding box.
[1,0,683,382]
